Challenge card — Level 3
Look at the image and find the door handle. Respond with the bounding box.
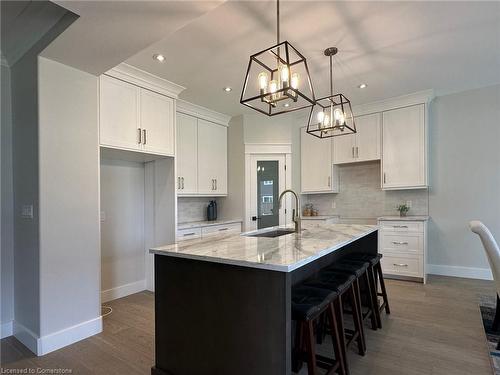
[252,216,261,221]
[181,177,184,189]
[352,146,354,158]
[328,176,331,187]
[393,225,408,228]
[356,146,359,158]
[215,179,217,190]
[177,177,180,189]
[393,263,408,267]
[143,129,147,145]
[392,241,409,245]
[211,179,215,190]
[138,128,142,144]
[383,173,386,184]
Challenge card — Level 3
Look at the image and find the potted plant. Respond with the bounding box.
[396,204,410,217]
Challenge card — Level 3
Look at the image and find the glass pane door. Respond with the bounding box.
[257,160,279,229]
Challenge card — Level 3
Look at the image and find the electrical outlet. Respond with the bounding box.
[21,204,33,219]
[406,201,412,208]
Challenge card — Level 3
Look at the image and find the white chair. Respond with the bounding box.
[469,221,500,342]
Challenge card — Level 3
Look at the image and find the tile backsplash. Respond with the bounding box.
[178,197,223,223]
[303,161,428,218]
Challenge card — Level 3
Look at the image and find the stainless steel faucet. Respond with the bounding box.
[278,189,301,233]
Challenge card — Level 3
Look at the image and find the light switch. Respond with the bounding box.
[21,204,33,219]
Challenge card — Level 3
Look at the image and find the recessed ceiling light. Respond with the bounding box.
[153,54,165,63]
[358,83,367,89]
[223,87,232,92]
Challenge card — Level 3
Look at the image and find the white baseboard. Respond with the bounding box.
[14,317,102,356]
[101,279,146,303]
[428,264,493,280]
[1,320,13,338]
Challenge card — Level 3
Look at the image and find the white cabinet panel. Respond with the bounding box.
[355,113,381,162]
[197,119,227,195]
[140,89,174,156]
[176,113,198,194]
[382,104,426,189]
[100,76,140,150]
[301,127,338,193]
[333,133,356,164]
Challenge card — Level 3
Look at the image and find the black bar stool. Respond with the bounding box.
[343,253,390,328]
[326,259,378,331]
[292,285,346,375]
[303,270,366,366]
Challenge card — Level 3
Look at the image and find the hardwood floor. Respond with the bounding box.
[1,275,494,374]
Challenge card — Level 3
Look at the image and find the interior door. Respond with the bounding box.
[249,155,287,230]
[140,88,175,156]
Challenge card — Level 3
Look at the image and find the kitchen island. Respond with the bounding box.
[150,223,378,375]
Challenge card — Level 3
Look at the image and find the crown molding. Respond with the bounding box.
[352,89,435,117]
[177,99,231,127]
[105,63,185,99]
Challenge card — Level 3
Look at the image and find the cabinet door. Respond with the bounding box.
[301,127,334,193]
[197,120,227,195]
[333,133,356,164]
[382,104,426,189]
[355,113,381,162]
[99,75,140,150]
[176,113,198,194]
[140,89,175,156]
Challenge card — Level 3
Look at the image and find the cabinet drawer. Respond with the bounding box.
[379,221,423,233]
[381,233,423,254]
[202,223,241,237]
[380,253,423,278]
[176,228,202,241]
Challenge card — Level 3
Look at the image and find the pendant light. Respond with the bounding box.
[306,47,356,138]
[240,0,315,116]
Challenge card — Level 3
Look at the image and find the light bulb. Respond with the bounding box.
[323,114,330,128]
[333,108,345,125]
[317,111,325,125]
[258,72,268,90]
[279,65,289,86]
[269,80,278,93]
[291,73,299,89]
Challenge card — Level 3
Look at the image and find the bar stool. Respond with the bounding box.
[292,285,346,375]
[326,259,378,331]
[303,270,366,363]
[343,253,390,328]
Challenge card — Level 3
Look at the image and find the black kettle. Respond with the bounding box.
[207,200,217,221]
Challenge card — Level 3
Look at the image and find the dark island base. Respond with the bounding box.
[152,231,377,375]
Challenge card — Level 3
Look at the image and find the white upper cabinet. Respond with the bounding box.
[140,89,175,156]
[197,119,227,195]
[176,113,198,194]
[382,104,427,189]
[100,75,140,150]
[301,127,339,194]
[99,74,175,157]
[333,113,381,164]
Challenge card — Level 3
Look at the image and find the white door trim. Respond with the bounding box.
[244,144,292,232]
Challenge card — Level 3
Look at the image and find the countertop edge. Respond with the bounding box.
[177,219,243,230]
[151,226,379,273]
[377,216,429,221]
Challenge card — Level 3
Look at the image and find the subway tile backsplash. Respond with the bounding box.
[178,197,222,223]
[303,161,428,218]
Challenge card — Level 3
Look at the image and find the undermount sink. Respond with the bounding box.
[245,228,297,238]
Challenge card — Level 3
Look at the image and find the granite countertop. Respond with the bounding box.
[151,222,378,273]
[377,215,429,221]
[177,219,243,230]
[301,215,340,221]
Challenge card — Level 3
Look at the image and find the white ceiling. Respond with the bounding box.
[41,1,224,75]
[125,0,500,116]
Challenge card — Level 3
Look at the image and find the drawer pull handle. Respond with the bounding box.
[218,228,228,231]
[392,241,409,245]
[393,263,408,267]
[183,233,196,236]
[393,225,408,228]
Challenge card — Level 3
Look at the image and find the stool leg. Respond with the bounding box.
[350,283,366,356]
[376,262,390,314]
[367,266,382,329]
[335,297,350,375]
[363,271,378,331]
[305,320,317,375]
[328,303,347,375]
[292,321,304,373]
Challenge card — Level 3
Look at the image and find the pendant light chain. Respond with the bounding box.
[276,0,280,44]
[329,54,334,97]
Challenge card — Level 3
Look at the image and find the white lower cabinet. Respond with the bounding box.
[378,218,427,283]
[177,222,241,241]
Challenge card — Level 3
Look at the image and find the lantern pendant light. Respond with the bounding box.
[240,0,315,116]
[306,47,356,138]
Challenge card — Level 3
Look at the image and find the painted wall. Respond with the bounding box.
[100,159,145,296]
[428,84,500,272]
[1,64,14,336]
[38,57,100,338]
